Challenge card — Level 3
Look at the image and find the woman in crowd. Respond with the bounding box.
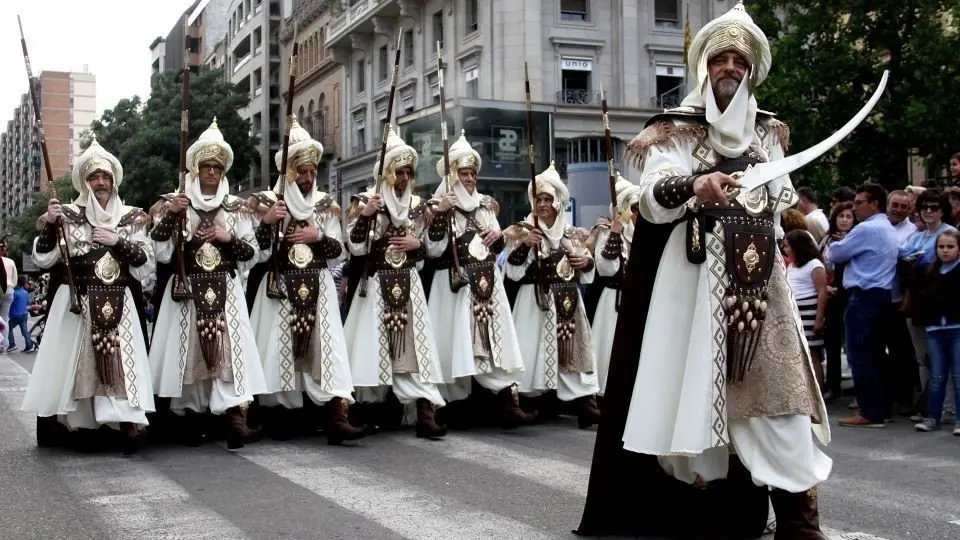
[820,201,856,399]
[784,229,830,391]
[913,229,960,435]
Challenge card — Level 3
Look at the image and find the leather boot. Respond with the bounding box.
[325,397,366,445]
[224,405,262,449]
[770,487,828,540]
[497,384,537,429]
[576,395,602,429]
[181,409,205,447]
[415,398,447,439]
[119,422,143,456]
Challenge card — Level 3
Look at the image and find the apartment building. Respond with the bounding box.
[0,70,97,232]
[323,0,736,225]
[277,0,344,201]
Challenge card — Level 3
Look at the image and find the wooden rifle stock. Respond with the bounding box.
[599,83,623,311]
[171,15,193,302]
[265,23,300,300]
[436,42,467,293]
[18,16,81,315]
[358,31,403,298]
[523,62,548,312]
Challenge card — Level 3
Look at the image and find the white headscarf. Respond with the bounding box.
[527,161,568,251]
[273,116,325,221]
[372,124,418,227]
[433,130,482,212]
[182,118,234,237]
[611,173,640,241]
[72,136,125,228]
[680,1,771,158]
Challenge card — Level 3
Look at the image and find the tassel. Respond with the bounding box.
[197,315,225,372]
[92,327,122,388]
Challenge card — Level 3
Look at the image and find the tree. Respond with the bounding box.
[90,68,260,210]
[746,0,960,193]
[3,174,75,265]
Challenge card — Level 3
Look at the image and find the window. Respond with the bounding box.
[402,95,415,113]
[355,59,365,94]
[403,29,414,67]
[654,0,680,28]
[379,45,389,81]
[655,64,684,109]
[432,11,444,51]
[560,0,588,21]
[353,114,366,154]
[464,67,479,98]
[377,105,388,139]
[429,76,440,105]
[559,58,592,104]
[465,0,479,33]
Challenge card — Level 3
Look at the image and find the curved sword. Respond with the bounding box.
[738,70,890,192]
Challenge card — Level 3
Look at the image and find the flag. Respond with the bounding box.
[683,10,692,66]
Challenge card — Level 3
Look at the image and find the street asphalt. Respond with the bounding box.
[0,353,958,540]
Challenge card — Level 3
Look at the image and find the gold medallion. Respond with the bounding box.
[478,275,489,292]
[204,286,217,306]
[94,252,121,285]
[467,234,490,261]
[556,255,575,282]
[562,296,573,312]
[297,282,310,301]
[384,247,407,269]
[743,241,760,274]
[196,242,222,272]
[288,243,314,269]
[101,300,115,321]
[391,283,403,300]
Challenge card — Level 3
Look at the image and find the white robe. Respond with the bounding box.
[503,232,600,402]
[149,198,268,415]
[21,205,157,430]
[248,198,355,408]
[424,202,524,402]
[620,117,831,493]
[590,227,628,397]
[343,197,445,407]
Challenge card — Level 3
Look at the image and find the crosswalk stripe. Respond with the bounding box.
[239,441,559,540]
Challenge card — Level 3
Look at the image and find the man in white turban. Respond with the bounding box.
[502,161,602,429]
[22,136,156,455]
[588,173,640,397]
[343,124,447,439]
[149,118,268,450]
[577,3,830,539]
[424,130,535,429]
[247,116,365,445]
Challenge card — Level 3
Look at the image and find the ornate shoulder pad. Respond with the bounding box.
[409,195,428,220]
[148,197,171,218]
[315,193,341,216]
[480,195,500,216]
[61,204,87,225]
[624,118,708,171]
[763,117,791,152]
[565,226,590,243]
[347,192,372,219]
[117,207,149,228]
[584,224,606,252]
[503,222,534,248]
[221,195,248,213]
[246,191,277,214]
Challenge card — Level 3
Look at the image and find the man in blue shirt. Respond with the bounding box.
[7,276,35,353]
[826,183,900,427]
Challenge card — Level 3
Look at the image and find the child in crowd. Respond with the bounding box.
[914,229,960,435]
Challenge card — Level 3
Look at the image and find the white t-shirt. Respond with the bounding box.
[787,259,824,300]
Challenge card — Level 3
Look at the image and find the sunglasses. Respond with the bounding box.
[920,205,942,212]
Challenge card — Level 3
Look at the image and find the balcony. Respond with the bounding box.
[327,0,398,48]
[649,94,682,110]
[351,142,368,155]
[556,89,601,106]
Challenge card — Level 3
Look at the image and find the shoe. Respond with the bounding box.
[7,346,18,353]
[23,345,37,353]
[769,487,829,540]
[838,414,885,428]
[576,395,602,429]
[847,398,859,409]
[953,423,960,436]
[909,414,924,422]
[496,385,537,430]
[224,405,262,449]
[914,418,939,432]
[415,398,446,439]
[325,397,366,445]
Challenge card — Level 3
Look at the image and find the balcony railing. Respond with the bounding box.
[351,142,367,155]
[650,94,683,110]
[556,89,601,105]
[233,53,252,73]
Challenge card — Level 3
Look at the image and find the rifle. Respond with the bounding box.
[17,16,81,315]
[265,22,299,300]
[436,41,467,293]
[523,62,548,312]
[358,31,403,298]
[171,14,192,302]
[599,83,623,312]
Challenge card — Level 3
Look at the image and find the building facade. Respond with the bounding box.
[0,70,97,232]
[278,0,344,202]
[324,0,736,226]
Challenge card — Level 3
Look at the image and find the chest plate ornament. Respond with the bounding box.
[94,252,121,285]
[196,242,222,272]
[467,234,490,261]
[288,243,314,269]
[556,255,575,282]
[385,247,407,269]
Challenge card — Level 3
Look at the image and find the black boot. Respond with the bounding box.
[576,395,602,429]
[770,487,828,540]
[325,397,366,445]
[415,398,447,439]
[497,384,537,429]
[119,422,143,456]
[224,405,262,449]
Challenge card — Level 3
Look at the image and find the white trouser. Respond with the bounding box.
[59,397,149,430]
[520,371,599,402]
[258,372,355,409]
[170,379,251,415]
[354,374,445,407]
[658,415,832,494]
[441,367,518,402]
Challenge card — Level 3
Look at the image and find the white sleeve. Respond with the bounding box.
[321,212,347,267]
[127,220,157,284]
[593,229,621,277]
[632,138,697,225]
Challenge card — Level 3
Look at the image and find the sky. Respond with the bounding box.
[0,0,198,126]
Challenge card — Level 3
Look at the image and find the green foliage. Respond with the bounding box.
[4,175,75,265]
[746,0,960,193]
[90,67,260,210]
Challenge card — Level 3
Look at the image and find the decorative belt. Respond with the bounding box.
[185,242,238,275]
[71,252,131,294]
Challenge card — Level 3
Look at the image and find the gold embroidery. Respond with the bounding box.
[691,218,702,252]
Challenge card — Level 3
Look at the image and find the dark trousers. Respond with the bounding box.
[845,287,892,423]
[882,304,919,413]
[823,292,847,396]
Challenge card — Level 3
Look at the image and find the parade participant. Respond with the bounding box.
[588,174,640,397]
[148,118,267,449]
[343,124,447,439]
[425,130,534,429]
[502,161,602,429]
[577,3,831,538]
[22,136,156,455]
[247,117,365,444]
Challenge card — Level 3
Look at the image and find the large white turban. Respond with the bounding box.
[273,116,325,221]
[433,130,482,212]
[72,135,125,227]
